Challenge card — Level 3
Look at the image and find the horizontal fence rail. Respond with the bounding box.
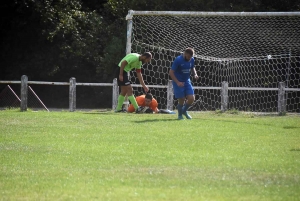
[0,75,299,114]
[0,81,114,86]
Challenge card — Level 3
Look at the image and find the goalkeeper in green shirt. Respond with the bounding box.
[114,52,152,112]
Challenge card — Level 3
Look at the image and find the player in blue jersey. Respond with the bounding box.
[169,48,199,120]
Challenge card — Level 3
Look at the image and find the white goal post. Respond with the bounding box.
[125,10,300,113]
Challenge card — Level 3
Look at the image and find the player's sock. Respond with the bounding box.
[116,95,125,111]
[182,104,192,119]
[177,104,183,116]
[182,104,191,114]
[128,95,138,110]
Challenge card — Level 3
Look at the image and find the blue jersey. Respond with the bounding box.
[171,55,195,82]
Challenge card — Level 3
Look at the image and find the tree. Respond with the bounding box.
[0,0,105,82]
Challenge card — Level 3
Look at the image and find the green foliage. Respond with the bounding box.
[227,108,240,114]
[215,108,240,115]
[33,0,105,80]
[215,109,223,114]
[97,36,126,75]
[278,111,287,116]
[0,111,300,200]
[0,0,105,81]
[0,0,299,82]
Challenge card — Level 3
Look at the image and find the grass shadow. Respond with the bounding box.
[283,126,300,129]
[201,118,274,127]
[82,109,121,115]
[133,119,180,123]
[82,112,117,115]
[290,148,300,151]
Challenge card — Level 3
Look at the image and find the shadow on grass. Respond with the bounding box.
[202,118,300,130]
[201,118,275,127]
[82,111,299,129]
[290,148,300,151]
[82,112,115,115]
[82,110,120,115]
[133,119,179,123]
[82,112,159,116]
[283,126,300,129]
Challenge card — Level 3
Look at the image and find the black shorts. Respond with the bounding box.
[114,66,131,86]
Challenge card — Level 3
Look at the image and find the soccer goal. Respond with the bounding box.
[125,11,300,113]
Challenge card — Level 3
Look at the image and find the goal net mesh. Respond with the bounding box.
[127,12,300,113]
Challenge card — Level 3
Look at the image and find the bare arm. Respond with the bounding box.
[136,71,149,92]
[169,69,184,87]
[192,68,199,80]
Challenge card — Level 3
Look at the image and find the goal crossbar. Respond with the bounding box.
[126,10,300,19]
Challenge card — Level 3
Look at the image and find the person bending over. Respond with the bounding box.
[115,52,152,112]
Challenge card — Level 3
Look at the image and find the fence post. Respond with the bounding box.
[278,82,286,114]
[112,78,119,110]
[167,80,174,110]
[20,75,28,112]
[69,77,76,112]
[221,81,228,112]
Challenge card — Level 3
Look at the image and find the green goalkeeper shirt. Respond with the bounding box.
[118,53,142,72]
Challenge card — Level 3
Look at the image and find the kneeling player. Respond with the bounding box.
[127,93,159,113]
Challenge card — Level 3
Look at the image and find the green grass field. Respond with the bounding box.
[0,109,299,200]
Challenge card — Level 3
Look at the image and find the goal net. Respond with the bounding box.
[125,11,300,113]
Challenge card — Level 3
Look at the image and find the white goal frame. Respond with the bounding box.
[125,10,300,114]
